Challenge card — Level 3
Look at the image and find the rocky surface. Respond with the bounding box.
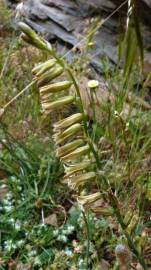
[8,0,151,75]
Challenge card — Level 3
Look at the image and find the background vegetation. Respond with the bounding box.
[0,1,151,269]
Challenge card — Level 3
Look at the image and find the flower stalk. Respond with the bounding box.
[18,22,148,269]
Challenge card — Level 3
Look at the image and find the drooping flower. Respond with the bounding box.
[53,113,83,131]
[56,139,85,158]
[77,192,101,207]
[61,144,90,161]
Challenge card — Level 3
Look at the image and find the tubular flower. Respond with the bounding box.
[69,172,96,189]
[42,96,75,114]
[33,59,56,76]
[56,139,85,158]
[65,172,97,189]
[64,161,92,178]
[53,113,83,131]
[53,123,82,145]
[40,81,72,95]
[61,144,90,162]
[77,192,101,207]
[37,66,64,87]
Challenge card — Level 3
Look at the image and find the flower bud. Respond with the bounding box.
[91,205,113,216]
[53,123,82,144]
[64,160,91,177]
[77,192,101,207]
[65,172,96,189]
[19,22,52,51]
[32,59,56,76]
[61,144,90,161]
[56,139,85,158]
[40,80,72,95]
[32,58,56,77]
[19,22,37,38]
[37,66,64,87]
[42,96,74,114]
[53,113,83,131]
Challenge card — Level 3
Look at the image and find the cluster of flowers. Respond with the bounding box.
[18,22,102,209]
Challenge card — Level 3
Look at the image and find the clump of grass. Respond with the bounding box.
[0,126,115,269]
[0,0,13,32]
[0,3,51,134]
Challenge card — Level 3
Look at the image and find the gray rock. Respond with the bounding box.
[13,0,151,74]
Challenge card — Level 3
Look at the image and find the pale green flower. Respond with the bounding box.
[53,113,83,131]
[56,139,85,158]
[77,192,101,207]
[64,160,91,177]
[64,172,96,189]
[42,96,74,114]
[53,123,82,144]
[61,144,90,161]
[33,59,56,76]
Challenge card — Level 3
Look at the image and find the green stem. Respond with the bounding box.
[90,90,97,142]
[66,67,89,137]
[118,114,131,183]
[82,211,90,270]
[108,191,148,270]
[41,158,51,195]
[3,81,35,111]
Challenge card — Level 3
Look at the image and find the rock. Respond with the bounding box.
[144,0,151,8]
[44,213,58,227]
[8,0,151,76]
